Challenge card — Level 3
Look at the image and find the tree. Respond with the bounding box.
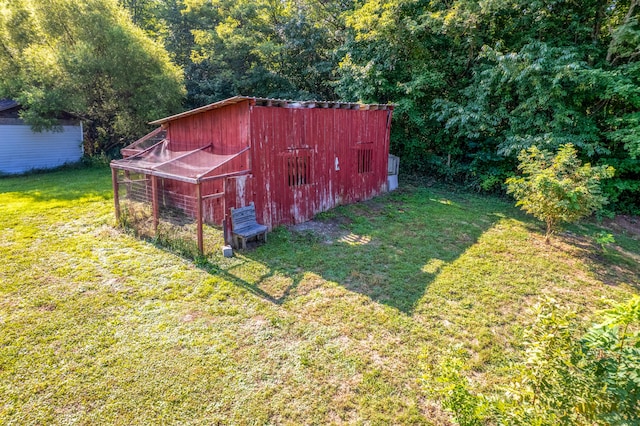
[337,0,640,211]
[505,144,614,243]
[177,0,343,108]
[0,0,185,155]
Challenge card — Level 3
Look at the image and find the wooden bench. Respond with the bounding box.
[230,202,268,250]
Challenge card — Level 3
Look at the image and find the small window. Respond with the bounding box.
[286,154,310,187]
[357,147,373,174]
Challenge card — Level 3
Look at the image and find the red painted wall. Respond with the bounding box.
[246,105,391,229]
[162,100,252,224]
[160,100,392,229]
[166,100,250,154]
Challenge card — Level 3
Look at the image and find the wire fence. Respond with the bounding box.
[115,170,224,257]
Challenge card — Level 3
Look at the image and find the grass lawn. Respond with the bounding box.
[1,166,638,425]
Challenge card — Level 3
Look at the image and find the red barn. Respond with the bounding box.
[111,96,393,250]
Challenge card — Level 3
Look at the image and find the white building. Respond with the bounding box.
[0,99,83,174]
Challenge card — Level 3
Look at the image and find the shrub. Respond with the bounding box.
[506,144,615,243]
[426,297,640,425]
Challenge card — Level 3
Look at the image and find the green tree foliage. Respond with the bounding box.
[173,0,343,107]
[426,297,640,425]
[337,0,462,174]
[506,144,615,243]
[0,0,185,155]
[435,43,604,158]
[7,0,637,208]
[339,0,640,211]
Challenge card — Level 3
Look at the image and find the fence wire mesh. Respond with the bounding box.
[115,170,223,256]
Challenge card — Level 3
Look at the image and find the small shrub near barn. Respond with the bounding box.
[506,144,615,243]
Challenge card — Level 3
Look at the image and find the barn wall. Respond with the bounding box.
[153,100,391,231]
[246,106,391,229]
[165,100,250,154]
[0,122,83,174]
[162,100,252,225]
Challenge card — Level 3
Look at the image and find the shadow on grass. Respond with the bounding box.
[141,182,639,313]
[187,185,510,314]
[594,247,640,289]
[10,165,509,313]
[196,257,298,305]
[558,229,640,290]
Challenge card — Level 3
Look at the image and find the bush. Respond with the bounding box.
[505,144,615,243]
[426,297,640,425]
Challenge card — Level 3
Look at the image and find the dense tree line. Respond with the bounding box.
[1,0,638,212]
[337,0,640,213]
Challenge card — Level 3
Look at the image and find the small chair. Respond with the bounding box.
[230,202,268,249]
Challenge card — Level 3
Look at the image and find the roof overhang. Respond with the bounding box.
[149,96,394,126]
[0,99,19,112]
[110,142,250,184]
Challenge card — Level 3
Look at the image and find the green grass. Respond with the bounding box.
[1,167,638,425]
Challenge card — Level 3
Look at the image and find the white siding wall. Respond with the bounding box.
[0,123,83,174]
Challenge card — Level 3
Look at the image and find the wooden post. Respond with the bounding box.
[222,178,229,244]
[151,175,159,233]
[112,167,121,224]
[196,182,204,254]
[223,214,231,246]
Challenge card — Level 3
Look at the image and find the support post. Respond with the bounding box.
[222,178,229,244]
[151,175,159,233]
[112,167,121,224]
[223,214,231,246]
[196,182,204,254]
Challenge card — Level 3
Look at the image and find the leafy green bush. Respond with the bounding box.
[599,157,640,215]
[426,297,640,425]
[506,144,615,243]
[594,231,616,252]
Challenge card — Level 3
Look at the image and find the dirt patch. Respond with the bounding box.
[602,215,640,239]
[289,220,349,244]
[351,200,388,218]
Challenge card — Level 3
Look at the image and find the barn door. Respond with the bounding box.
[281,148,314,223]
[353,141,376,200]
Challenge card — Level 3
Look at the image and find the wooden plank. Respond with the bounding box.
[196,183,203,254]
[201,192,224,201]
[200,169,250,182]
[151,175,159,232]
[112,167,120,223]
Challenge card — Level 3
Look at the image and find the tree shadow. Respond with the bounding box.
[196,257,302,305]
[557,229,640,290]
[192,186,508,314]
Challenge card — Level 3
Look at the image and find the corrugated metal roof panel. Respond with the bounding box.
[149,96,394,125]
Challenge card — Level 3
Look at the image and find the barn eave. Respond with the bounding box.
[149,96,394,126]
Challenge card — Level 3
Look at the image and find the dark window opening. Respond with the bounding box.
[357,148,373,174]
[286,154,310,187]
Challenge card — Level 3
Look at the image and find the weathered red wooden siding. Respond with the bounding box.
[152,98,391,230]
[161,100,251,225]
[246,105,391,229]
[201,154,250,224]
[165,100,250,154]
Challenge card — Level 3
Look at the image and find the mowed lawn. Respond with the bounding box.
[1,166,638,425]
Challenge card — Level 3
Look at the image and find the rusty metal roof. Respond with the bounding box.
[149,96,393,126]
